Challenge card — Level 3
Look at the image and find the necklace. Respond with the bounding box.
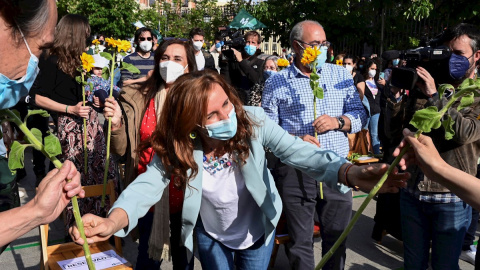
[203,152,238,174]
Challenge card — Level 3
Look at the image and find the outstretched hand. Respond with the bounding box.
[348,163,409,193]
[394,128,445,177]
[69,214,117,245]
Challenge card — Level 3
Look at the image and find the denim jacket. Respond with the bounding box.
[384,89,480,193]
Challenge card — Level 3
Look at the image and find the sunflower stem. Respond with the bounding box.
[101,50,116,208]
[81,73,88,176]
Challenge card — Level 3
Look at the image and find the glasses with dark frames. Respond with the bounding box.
[139,37,152,41]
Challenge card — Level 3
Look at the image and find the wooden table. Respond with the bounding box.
[46,241,133,270]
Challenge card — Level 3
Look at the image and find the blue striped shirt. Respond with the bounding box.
[262,63,367,158]
[120,51,155,82]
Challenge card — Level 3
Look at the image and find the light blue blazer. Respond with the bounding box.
[111,106,349,258]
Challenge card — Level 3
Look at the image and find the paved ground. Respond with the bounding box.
[0,148,476,269]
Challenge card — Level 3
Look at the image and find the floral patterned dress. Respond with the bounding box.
[57,108,117,230]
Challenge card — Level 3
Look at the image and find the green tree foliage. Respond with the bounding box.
[251,0,480,52]
[57,0,139,38]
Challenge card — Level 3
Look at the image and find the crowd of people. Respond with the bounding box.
[2,1,480,270]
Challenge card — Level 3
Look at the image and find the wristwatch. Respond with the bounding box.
[336,117,345,130]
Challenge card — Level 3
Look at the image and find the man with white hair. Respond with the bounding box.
[262,20,367,269]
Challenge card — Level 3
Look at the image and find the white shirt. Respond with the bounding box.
[195,51,206,71]
[200,153,264,249]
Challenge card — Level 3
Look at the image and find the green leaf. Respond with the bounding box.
[313,86,324,99]
[44,133,62,158]
[8,141,30,171]
[120,52,127,57]
[457,93,474,111]
[76,76,82,84]
[458,78,475,90]
[100,52,113,61]
[438,84,454,98]
[441,114,455,140]
[24,109,50,123]
[121,62,140,74]
[409,106,443,133]
[102,72,110,81]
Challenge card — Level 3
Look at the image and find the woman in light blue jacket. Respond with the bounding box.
[71,71,407,270]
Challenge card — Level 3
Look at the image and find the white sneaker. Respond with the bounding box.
[460,244,476,265]
[18,190,25,198]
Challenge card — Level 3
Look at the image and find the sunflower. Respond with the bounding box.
[80,52,95,72]
[117,40,131,52]
[301,46,321,67]
[277,58,290,67]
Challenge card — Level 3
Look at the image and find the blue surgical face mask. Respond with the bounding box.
[215,41,224,49]
[204,106,237,140]
[392,59,400,66]
[0,28,39,109]
[449,53,472,81]
[244,45,257,56]
[264,70,276,80]
[315,46,328,69]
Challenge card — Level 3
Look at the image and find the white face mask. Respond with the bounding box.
[159,61,188,84]
[139,41,152,52]
[345,65,354,73]
[368,69,377,78]
[192,40,203,51]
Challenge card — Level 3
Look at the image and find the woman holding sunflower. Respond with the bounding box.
[33,14,117,231]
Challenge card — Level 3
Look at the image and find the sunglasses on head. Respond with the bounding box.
[139,37,152,41]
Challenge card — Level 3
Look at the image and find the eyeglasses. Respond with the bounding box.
[139,37,152,41]
[296,40,331,49]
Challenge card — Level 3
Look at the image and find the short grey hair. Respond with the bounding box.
[265,55,279,70]
[2,0,51,38]
[289,20,323,47]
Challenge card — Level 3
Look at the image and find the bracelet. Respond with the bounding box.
[65,105,69,114]
[343,163,358,191]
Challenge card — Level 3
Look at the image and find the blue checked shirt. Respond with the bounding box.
[262,63,367,158]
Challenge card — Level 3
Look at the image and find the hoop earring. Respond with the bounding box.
[189,131,197,139]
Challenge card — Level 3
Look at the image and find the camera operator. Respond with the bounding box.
[380,23,480,269]
[219,30,264,104]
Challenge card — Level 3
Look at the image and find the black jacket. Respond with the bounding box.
[220,52,264,104]
[201,50,217,72]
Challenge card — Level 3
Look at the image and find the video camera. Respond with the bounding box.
[217,26,246,61]
[382,44,452,90]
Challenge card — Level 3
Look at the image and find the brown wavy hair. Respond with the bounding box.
[143,70,254,189]
[48,14,90,77]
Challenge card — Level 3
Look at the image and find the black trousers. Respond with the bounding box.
[273,162,352,270]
